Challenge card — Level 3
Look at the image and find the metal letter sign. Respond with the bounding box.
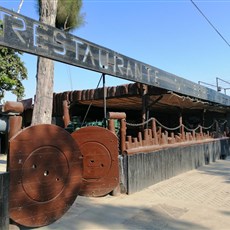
[0,6,230,106]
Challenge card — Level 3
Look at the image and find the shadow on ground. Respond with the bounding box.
[19,197,208,230]
[197,158,230,183]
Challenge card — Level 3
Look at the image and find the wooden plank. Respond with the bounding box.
[0,172,9,230]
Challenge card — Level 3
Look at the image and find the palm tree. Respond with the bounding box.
[32,0,83,125]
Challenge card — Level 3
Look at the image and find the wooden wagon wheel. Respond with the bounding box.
[8,124,83,227]
[71,126,119,197]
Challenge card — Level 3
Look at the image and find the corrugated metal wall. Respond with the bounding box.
[124,138,230,194]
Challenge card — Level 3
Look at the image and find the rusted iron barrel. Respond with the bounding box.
[0,172,9,230]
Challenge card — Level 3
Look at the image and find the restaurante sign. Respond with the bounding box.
[0,6,229,106]
[0,6,158,84]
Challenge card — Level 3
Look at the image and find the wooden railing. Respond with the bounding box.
[108,113,228,155]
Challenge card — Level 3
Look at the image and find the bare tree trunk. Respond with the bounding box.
[32,0,58,125]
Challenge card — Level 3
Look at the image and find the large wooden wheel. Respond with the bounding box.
[71,126,119,197]
[8,124,83,227]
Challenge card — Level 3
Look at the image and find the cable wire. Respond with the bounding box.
[190,0,230,48]
[81,74,103,127]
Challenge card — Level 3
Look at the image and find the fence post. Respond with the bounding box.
[107,112,126,154]
[151,118,158,145]
[179,115,185,141]
[62,100,70,128]
[120,118,127,154]
[0,172,9,230]
[8,116,22,140]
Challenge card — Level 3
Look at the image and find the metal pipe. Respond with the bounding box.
[216,77,221,92]
[217,77,230,85]
[198,80,216,88]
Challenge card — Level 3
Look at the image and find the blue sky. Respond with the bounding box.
[1,0,230,101]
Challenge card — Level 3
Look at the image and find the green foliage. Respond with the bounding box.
[0,46,27,100]
[37,0,84,31]
[56,0,84,31]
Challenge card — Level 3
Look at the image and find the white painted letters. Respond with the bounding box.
[99,49,109,69]
[33,24,48,50]
[126,61,133,78]
[72,38,83,60]
[12,17,26,44]
[53,31,66,56]
[83,45,95,66]
[117,56,124,75]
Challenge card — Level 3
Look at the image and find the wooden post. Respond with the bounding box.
[108,119,115,134]
[215,120,219,136]
[200,125,203,138]
[120,118,126,154]
[107,112,126,153]
[138,132,143,146]
[8,116,22,140]
[144,129,149,142]
[179,114,185,141]
[62,100,70,128]
[103,74,107,128]
[151,118,158,145]
[192,130,196,140]
[140,84,148,130]
[126,136,132,149]
[158,127,162,144]
[202,109,206,127]
[170,132,175,144]
[0,172,9,230]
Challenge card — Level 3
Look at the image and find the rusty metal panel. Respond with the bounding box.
[71,126,119,197]
[8,124,83,227]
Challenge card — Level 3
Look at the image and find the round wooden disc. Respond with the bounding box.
[9,124,83,227]
[71,126,119,197]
